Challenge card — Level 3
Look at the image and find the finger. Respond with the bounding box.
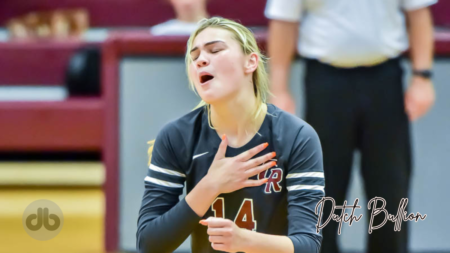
[242,178,269,188]
[404,98,415,121]
[214,134,228,160]
[236,142,269,161]
[207,227,227,236]
[243,152,276,170]
[205,217,231,228]
[404,94,410,114]
[414,106,426,121]
[412,108,423,121]
[199,216,218,226]
[408,104,419,121]
[417,100,432,118]
[405,106,413,121]
[211,243,226,251]
[413,97,432,120]
[245,161,276,177]
[208,235,225,243]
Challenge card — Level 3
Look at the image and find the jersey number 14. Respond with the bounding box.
[211,197,256,231]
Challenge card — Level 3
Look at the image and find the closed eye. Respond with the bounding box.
[192,50,220,61]
[191,54,198,61]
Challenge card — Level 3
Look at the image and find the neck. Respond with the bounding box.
[175,6,208,23]
[210,89,266,147]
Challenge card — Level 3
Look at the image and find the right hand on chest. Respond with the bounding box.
[205,134,277,194]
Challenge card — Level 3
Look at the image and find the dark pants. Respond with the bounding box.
[304,58,412,253]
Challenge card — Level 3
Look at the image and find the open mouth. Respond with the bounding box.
[200,74,214,84]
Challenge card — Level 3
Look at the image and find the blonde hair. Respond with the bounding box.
[147,139,155,166]
[185,17,271,130]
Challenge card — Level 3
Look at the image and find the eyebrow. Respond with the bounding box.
[190,40,225,53]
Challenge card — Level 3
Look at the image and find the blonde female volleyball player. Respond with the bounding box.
[137,17,325,253]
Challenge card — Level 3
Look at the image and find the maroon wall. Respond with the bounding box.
[431,1,450,27]
[0,0,266,27]
[1,0,448,28]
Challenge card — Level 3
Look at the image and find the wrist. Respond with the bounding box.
[412,69,432,80]
[199,174,221,197]
[411,75,432,85]
[239,228,255,253]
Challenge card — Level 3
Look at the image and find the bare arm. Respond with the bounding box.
[406,7,434,70]
[185,176,220,216]
[267,20,299,93]
[404,7,436,121]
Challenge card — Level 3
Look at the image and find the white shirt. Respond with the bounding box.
[150,19,199,36]
[265,0,437,67]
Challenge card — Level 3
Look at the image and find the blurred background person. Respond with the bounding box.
[6,9,89,40]
[150,0,209,36]
[265,0,437,253]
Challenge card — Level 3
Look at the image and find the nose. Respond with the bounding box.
[196,53,209,68]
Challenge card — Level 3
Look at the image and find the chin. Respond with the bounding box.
[199,91,224,105]
[199,95,218,105]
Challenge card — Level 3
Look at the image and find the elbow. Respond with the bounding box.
[136,230,147,253]
[136,226,156,253]
[137,236,158,253]
[137,226,172,253]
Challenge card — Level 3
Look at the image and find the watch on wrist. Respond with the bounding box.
[413,69,433,79]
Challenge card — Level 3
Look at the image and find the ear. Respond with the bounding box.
[244,52,259,74]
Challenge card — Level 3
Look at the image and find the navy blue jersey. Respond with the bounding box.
[137,104,325,253]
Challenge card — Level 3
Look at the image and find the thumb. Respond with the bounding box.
[214,134,228,160]
[199,219,208,226]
